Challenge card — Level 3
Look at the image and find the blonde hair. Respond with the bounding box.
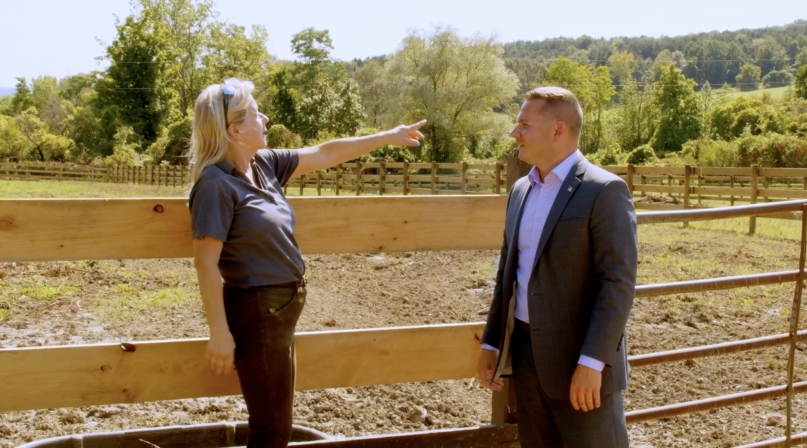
[525,86,583,139]
[188,78,255,183]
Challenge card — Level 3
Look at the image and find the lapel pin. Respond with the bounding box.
[567,186,573,192]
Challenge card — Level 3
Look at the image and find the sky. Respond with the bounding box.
[1,0,805,88]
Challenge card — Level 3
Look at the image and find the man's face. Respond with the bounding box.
[510,99,556,167]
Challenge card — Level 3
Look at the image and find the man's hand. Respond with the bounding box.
[570,364,602,411]
[206,330,236,377]
[476,348,504,391]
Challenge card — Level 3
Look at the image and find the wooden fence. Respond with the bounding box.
[0,163,108,182]
[0,163,189,186]
[284,161,506,195]
[6,161,807,210]
[2,196,807,447]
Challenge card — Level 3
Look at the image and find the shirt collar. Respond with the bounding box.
[527,150,581,187]
[214,158,237,175]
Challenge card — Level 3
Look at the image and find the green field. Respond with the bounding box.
[713,85,793,101]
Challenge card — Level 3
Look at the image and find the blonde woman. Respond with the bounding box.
[188,78,424,448]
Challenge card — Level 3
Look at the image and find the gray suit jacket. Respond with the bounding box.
[481,154,638,400]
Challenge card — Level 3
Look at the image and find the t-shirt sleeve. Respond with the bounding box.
[189,178,234,241]
[259,149,299,187]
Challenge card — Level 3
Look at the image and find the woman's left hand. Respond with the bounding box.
[386,120,427,147]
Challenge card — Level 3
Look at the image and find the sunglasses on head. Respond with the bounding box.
[221,83,235,128]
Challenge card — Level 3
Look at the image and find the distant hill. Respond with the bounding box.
[0,87,14,97]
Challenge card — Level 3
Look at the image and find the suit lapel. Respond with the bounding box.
[532,155,588,269]
[509,181,532,253]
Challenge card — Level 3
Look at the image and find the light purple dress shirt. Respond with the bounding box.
[482,150,605,372]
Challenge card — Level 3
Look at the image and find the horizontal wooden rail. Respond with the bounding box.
[625,381,807,423]
[0,323,485,413]
[5,196,803,263]
[3,321,804,414]
[0,196,507,262]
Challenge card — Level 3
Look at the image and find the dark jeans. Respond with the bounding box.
[223,283,306,448]
[511,321,629,448]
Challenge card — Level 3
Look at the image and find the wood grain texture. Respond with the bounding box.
[0,323,485,412]
[0,196,507,262]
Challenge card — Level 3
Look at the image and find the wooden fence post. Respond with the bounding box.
[356,161,362,196]
[730,175,735,206]
[299,174,305,196]
[764,176,770,203]
[750,165,759,234]
[335,164,342,196]
[641,175,646,197]
[461,162,467,194]
[698,173,704,205]
[431,162,437,195]
[379,162,386,196]
[684,165,691,228]
[316,171,322,196]
[491,378,518,425]
[494,162,502,194]
[403,162,410,195]
[505,149,531,192]
[627,164,635,198]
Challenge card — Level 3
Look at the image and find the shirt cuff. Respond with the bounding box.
[481,343,500,353]
[578,355,605,371]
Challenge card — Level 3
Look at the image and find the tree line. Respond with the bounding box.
[1,0,806,168]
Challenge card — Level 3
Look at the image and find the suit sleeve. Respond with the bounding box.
[580,179,637,366]
[480,189,514,349]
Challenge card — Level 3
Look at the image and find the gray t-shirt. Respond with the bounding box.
[189,149,303,288]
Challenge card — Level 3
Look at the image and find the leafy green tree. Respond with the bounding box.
[607,50,637,86]
[627,144,656,164]
[385,28,518,162]
[651,64,701,153]
[586,65,616,152]
[504,58,546,97]
[11,78,34,114]
[354,60,390,127]
[795,65,807,100]
[613,80,657,151]
[14,108,74,161]
[104,126,141,166]
[95,11,173,152]
[543,57,591,100]
[265,29,365,142]
[138,0,217,116]
[762,70,794,88]
[0,115,30,160]
[204,23,273,98]
[709,96,786,140]
[750,36,789,76]
[735,64,762,91]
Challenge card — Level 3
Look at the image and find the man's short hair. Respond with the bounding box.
[525,86,583,139]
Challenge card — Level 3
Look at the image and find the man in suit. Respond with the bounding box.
[477,86,637,447]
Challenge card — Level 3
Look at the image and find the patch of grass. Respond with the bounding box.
[97,286,196,322]
[0,180,189,198]
[15,276,79,301]
[713,85,792,101]
[0,308,7,321]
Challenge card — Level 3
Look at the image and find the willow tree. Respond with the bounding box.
[385,27,518,162]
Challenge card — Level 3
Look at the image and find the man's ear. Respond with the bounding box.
[553,121,565,140]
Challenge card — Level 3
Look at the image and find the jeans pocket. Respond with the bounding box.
[258,288,306,316]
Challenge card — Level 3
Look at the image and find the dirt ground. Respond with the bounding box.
[2,218,807,447]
